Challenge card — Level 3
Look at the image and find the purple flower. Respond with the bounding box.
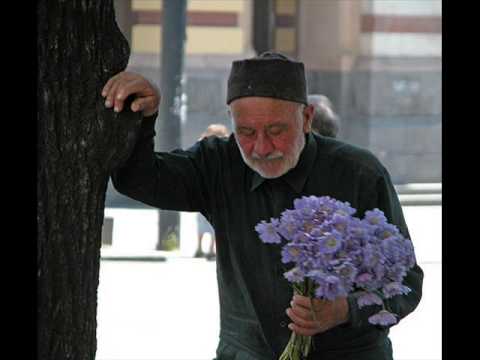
[292,234,313,248]
[255,219,281,244]
[386,263,408,283]
[362,244,383,268]
[372,262,387,283]
[345,229,369,253]
[398,238,417,268]
[318,231,343,254]
[333,203,356,217]
[277,211,300,241]
[281,243,307,264]
[368,310,397,326]
[284,267,305,283]
[375,223,400,240]
[382,282,411,298]
[309,273,348,300]
[310,226,328,238]
[356,272,374,284]
[299,258,319,274]
[357,292,384,308]
[255,195,416,324]
[335,261,357,284]
[347,249,364,268]
[293,196,318,220]
[382,236,417,271]
[314,275,348,300]
[330,213,350,233]
[364,209,387,226]
[381,236,403,261]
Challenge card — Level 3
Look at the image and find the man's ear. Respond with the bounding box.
[302,104,315,133]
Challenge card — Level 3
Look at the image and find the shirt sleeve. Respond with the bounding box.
[110,113,213,214]
[345,167,424,329]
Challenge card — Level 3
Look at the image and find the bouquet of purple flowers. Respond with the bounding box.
[255,195,416,360]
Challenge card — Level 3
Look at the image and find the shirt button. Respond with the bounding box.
[280,321,287,327]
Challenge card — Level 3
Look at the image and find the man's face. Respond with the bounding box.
[230,97,313,179]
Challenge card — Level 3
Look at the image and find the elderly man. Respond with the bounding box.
[102,52,423,360]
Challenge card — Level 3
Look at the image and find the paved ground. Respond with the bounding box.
[96,205,442,360]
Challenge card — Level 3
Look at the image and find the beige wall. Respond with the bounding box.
[131,0,248,55]
[132,0,161,11]
[274,0,297,54]
[297,0,361,71]
[276,0,296,15]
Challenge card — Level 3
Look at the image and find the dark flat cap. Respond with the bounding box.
[226,52,308,105]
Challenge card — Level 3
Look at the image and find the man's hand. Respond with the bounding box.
[285,295,349,336]
[102,71,160,117]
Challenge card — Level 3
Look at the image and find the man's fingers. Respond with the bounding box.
[131,97,150,112]
[293,295,330,313]
[288,323,318,337]
[290,301,313,320]
[114,79,140,100]
[102,75,118,98]
[115,79,153,113]
[286,308,317,329]
[292,295,315,309]
[102,71,160,115]
[103,72,134,108]
[113,98,125,113]
[102,72,127,98]
[110,81,124,112]
[105,78,123,109]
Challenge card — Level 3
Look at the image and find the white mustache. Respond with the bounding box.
[251,151,284,161]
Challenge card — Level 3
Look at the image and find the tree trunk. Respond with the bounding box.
[37,1,142,359]
[156,0,187,250]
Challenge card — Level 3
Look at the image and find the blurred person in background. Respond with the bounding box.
[194,124,230,260]
[102,52,423,360]
[308,94,340,138]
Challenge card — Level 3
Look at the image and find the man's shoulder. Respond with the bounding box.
[185,134,241,165]
[314,134,387,177]
[188,134,235,152]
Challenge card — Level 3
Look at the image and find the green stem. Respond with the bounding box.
[279,281,314,359]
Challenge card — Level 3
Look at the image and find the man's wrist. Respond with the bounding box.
[143,111,158,120]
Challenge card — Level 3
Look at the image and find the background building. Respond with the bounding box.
[108,0,441,207]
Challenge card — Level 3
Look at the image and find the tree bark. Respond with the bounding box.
[37,1,142,359]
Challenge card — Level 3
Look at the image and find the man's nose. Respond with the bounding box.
[253,133,274,158]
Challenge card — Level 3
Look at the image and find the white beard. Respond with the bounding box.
[235,133,305,179]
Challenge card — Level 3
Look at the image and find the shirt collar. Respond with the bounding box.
[250,132,317,193]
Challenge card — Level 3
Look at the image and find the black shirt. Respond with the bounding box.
[111,115,424,360]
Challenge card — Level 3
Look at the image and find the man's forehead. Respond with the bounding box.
[229,96,301,113]
[229,98,303,128]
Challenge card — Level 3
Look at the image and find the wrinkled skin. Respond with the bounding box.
[229,96,314,179]
[102,71,161,116]
[286,295,349,336]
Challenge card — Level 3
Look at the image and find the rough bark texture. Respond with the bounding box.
[37,1,142,359]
